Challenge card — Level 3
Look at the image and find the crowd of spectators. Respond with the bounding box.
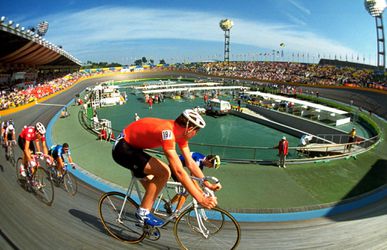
[189,61,380,88]
[0,71,85,110]
[0,60,385,111]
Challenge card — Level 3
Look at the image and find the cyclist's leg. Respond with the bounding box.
[141,157,170,210]
[176,194,188,211]
[112,139,167,227]
[17,137,28,174]
[26,141,37,175]
[55,155,65,175]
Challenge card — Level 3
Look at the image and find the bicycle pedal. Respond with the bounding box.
[145,228,160,240]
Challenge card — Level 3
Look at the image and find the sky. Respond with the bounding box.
[1,0,386,65]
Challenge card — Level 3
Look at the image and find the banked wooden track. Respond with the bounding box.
[0,73,386,249]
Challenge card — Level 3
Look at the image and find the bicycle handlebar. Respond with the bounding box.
[191,176,220,185]
[64,162,77,169]
[31,152,52,165]
[33,152,50,159]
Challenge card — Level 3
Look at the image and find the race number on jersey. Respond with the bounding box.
[162,130,173,140]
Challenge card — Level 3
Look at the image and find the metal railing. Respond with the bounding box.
[78,106,380,165]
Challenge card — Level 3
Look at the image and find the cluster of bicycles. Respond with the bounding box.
[3,139,240,248]
[12,152,78,206]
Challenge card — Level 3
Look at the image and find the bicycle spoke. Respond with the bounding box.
[33,167,54,206]
[15,158,24,186]
[98,192,145,243]
[174,207,241,250]
[63,172,78,196]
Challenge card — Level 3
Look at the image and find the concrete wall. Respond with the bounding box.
[243,104,348,143]
[231,110,309,139]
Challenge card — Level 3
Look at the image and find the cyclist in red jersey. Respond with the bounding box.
[18,122,51,177]
[112,109,221,227]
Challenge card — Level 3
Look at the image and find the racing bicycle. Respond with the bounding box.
[5,140,16,166]
[16,153,54,206]
[98,174,241,249]
[47,161,78,196]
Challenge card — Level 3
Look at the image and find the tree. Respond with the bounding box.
[141,57,147,64]
[134,59,142,66]
[80,61,122,69]
[159,59,166,64]
[149,59,154,65]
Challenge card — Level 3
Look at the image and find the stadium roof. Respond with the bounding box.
[0,18,81,68]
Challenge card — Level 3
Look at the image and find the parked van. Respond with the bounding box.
[206,98,231,115]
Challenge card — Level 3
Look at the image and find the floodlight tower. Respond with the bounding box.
[37,21,49,36]
[364,0,387,72]
[219,19,233,63]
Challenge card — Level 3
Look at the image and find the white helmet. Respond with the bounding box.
[182,109,206,128]
[35,122,46,134]
[8,124,14,130]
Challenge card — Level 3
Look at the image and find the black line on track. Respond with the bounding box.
[0,228,19,250]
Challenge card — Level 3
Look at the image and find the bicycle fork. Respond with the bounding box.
[192,202,210,238]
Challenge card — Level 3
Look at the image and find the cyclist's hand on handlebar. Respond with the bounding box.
[29,160,37,168]
[199,196,217,209]
[45,157,52,165]
[205,182,222,191]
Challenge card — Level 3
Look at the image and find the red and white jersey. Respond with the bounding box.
[19,126,46,142]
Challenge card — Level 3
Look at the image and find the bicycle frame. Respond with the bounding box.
[124,175,216,237]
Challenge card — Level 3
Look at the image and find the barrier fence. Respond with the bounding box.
[79,103,380,165]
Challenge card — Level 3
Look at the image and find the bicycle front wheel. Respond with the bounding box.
[98,192,145,243]
[174,206,241,250]
[33,167,54,206]
[15,158,24,185]
[63,172,78,196]
[8,146,15,167]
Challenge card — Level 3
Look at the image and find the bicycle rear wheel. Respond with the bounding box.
[174,206,241,250]
[63,172,78,196]
[98,192,145,243]
[33,167,54,206]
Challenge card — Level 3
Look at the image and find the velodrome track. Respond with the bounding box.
[1,73,386,249]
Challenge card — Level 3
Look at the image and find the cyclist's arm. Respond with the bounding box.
[67,154,73,163]
[24,140,33,162]
[41,140,52,161]
[165,149,217,209]
[57,156,65,168]
[4,131,8,144]
[166,149,204,199]
[180,146,205,179]
[181,147,221,191]
[41,140,49,155]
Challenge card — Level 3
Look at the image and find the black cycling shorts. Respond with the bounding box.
[6,133,13,141]
[112,138,151,178]
[18,136,36,154]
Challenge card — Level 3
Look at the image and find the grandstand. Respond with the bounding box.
[0,16,81,89]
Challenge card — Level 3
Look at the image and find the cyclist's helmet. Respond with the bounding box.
[8,124,14,131]
[7,119,14,126]
[182,109,206,129]
[206,155,221,169]
[35,122,46,135]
